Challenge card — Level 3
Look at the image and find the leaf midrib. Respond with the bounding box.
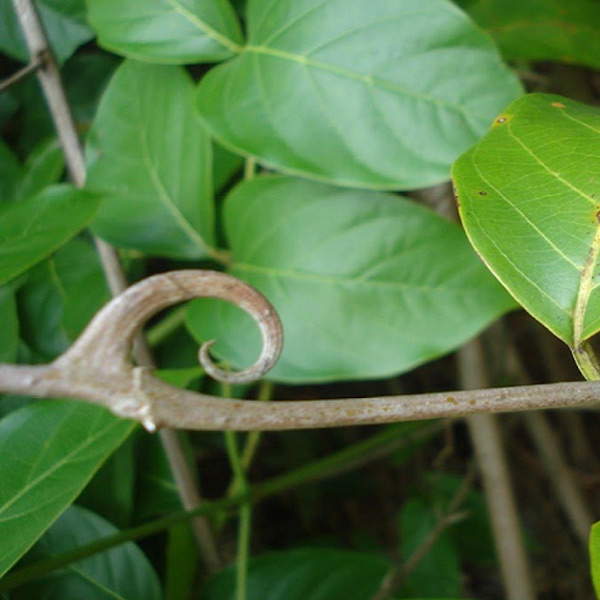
[133,94,210,257]
[244,44,472,118]
[0,419,129,524]
[164,0,242,53]
[234,261,482,294]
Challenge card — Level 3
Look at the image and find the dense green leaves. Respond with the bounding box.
[0,184,102,285]
[87,60,216,259]
[187,175,514,382]
[87,0,243,64]
[12,505,161,600]
[0,402,135,578]
[453,93,600,349]
[0,0,93,64]
[196,0,522,190]
[460,0,600,69]
[203,548,392,600]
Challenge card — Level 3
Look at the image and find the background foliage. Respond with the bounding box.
[1,0,600,598]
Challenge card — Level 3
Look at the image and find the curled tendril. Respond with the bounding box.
[60,270,284,385]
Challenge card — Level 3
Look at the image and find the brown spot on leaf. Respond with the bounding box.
[551,102,566,108]
[478,190,487,196]
[492,113,512,127]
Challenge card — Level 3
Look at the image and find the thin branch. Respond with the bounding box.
[459,339,536,600]
[0,56,43,93]
[10,0,222,569]
[371,466,475,600]
[158,428,221,573]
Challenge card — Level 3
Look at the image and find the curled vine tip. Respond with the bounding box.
[194,273,284,385]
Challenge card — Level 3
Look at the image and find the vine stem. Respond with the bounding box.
[458,339,536,600]
[11,0,221,571]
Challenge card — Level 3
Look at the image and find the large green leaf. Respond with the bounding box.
[87,0,243,64]
[0,0,93,64]
[459,0,600,69]
[0,286,18,362]
[11,505,161,600]
[87,60,216,259]
[196,0,522,190]
[203,548,392,600]
[452,93,600,354]
[0,401,135,578]
[186,176,514,382]
[0,184,102,285]
[591,521,600,599]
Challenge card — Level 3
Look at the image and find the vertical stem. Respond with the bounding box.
[225,429,251,600]
[458,339,536,600]
[11,0,220,572]
[159,429,222,574]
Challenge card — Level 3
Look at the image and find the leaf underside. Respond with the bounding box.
[453,93,600,348]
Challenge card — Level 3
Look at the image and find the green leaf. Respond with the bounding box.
[0,0,93,64]
[17,238,110,359]
[0,401,135,578]
[87,0,243,64]
[12,505,161,600]
[421,473,495,566]
[14,139,65,201]
[213,141,244,192]
[196,0,522,190]
[399,499,462,597]
[0,139,22,200]
[18,262,71,359]
[452,93,600,352]
[78,436,136,529]
[87,60,216,259]
[0,286,18,362]
[186,175,514,382]
[0,91,19,129]
[61,53,120,132]
[203,548,391,600]
[591,521,600,599]
[0,184,102,285]
[155,366,204,388]
[134,435,182,519]
[165,524,198,600]
[56,239,110,340]
[461,0,600,70]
